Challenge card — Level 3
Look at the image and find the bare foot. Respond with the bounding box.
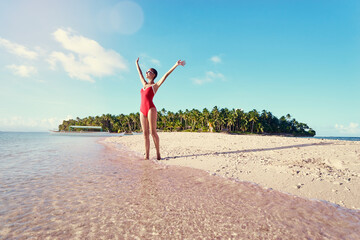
[144,154,149,160]
[157,154,161,160]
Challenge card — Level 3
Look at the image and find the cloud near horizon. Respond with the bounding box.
[191,71,225,85]
[335,122,360,135]
[48,28,128,82]
[0,37,39,59]
[0,116,65,131]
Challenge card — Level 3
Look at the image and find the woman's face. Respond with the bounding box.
[146,69,155,81]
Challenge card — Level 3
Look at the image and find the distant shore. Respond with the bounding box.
[106,132,360,210]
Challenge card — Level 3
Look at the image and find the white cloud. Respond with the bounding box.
[210,55,222,64]
[0,116,70,131]
[64,115,74,121]
[139,54,161,68]
[48,28,128,82]
[191,71,225,85]
[150,58,161,67]
[335,123,360,135]
[0,37,38,59]
[6,64,37,77]
[41,117,61,129]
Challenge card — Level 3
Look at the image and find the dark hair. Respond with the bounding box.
[150,68,158,80]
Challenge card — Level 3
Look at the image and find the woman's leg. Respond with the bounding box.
[140,112,150,160]
[148,108,161,160]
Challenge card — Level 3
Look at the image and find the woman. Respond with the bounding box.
[136,57,185,160]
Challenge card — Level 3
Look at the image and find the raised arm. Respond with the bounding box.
[135,58,147,87]
[155,60,185,91]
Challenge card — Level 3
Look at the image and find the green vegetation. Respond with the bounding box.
[58,106,316,136]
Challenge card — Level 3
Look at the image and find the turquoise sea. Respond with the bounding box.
[314,136,360,141]
[1,132,360,239]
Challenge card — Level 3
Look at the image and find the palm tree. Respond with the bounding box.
[211,106,220,131]
[232,109,239,131]
[279,116,287,133]
[161,108,167,116]
[190,109,200,131]
[227,115,235,132]
[58,106,316,136]
[202,108,210,127]
[248,109,259,133]
[255,122,264,134]
[218,115,226,131]
[184,109,190,130]
[167,111,175,124]
[129,113,138,132]
[161,109,167,130]
[123,116,131,132]
[178,110,184,129]
[174,120,182,131]
[286,114,292,121]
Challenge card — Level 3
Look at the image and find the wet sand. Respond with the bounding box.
[1,134,360,239]
[107,132,360,210]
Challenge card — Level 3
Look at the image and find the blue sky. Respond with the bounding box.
[0,0,359,136]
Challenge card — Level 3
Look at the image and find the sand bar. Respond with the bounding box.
[106,132,360,210]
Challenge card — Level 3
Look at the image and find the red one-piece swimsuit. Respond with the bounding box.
[140,86,156,117]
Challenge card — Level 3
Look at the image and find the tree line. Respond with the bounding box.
[58,106,316,136]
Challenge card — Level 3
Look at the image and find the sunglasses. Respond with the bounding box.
[146,71,154,74]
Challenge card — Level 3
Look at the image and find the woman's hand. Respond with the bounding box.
[176,60,186,66]
[136,57,139,64]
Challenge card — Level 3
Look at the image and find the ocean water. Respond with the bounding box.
[315,136,360,141]
[1,132,360,239]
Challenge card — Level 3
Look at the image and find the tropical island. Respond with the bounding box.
[58,106,316,136]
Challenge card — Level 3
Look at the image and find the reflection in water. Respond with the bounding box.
[1,137,360,239]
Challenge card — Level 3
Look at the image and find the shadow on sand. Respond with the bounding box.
[165,142,333,160]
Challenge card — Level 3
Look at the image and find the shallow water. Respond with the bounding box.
[314,136,360,142]
[1,132,360,239]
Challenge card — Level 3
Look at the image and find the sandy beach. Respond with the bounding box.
[106,132,360,210]
[2,132,360,239]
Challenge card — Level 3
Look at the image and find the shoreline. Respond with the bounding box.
[105,132,360,210]
[2,132,359,238]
